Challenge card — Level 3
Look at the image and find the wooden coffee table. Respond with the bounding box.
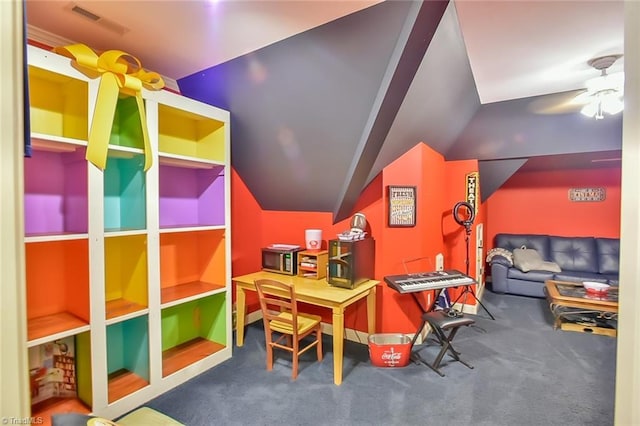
[544,280,618,337]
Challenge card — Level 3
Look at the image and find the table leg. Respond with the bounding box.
[366,286,376,335]
[236,286,246,347]
[332,309,344,385]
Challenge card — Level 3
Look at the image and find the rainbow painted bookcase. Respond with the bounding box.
[24,45,232,421]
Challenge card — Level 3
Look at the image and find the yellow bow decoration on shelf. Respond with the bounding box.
[54,43,165,171]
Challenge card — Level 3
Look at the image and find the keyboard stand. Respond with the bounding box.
[384,270,489,374]
[456,223,495,320]
[451,285,495,320]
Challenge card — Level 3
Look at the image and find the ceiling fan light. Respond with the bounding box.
[601,95,624,115]
[578,55,624,120]
[581,94,623,119]
[581,102,598,118]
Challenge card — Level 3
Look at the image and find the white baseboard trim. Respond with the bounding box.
[246,309,263,325]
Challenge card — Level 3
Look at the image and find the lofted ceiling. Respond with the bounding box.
[25,0,625,222]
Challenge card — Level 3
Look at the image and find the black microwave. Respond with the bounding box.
[261,246,301,275]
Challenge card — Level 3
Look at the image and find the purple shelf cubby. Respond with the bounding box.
[24,148,88,237]
[159,164,225,228]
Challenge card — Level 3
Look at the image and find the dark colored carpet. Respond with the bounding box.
[143,290,616,426]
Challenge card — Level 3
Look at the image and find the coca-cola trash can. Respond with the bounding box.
[368,333,412,367]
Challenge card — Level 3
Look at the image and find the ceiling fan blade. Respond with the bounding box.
[528,89,588,115]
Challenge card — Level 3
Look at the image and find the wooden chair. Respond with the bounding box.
[254,279,323,380]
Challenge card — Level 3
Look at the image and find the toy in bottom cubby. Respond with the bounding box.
[298,250,328,280]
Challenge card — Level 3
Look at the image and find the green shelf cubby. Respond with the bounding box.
[75,331,93,408]
[161,293,227,377]
[109,96,145,150]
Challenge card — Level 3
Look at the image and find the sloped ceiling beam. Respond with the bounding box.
[447,93,623,161]
[478,158,527,203]
[366,1,480,186]
[333,0,449,222]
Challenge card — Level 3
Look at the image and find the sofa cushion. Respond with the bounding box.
[507,268,555,282]
[596,238,620,274]
[549,236,597,273]
[553,271,607,283]
[495,234,550,260]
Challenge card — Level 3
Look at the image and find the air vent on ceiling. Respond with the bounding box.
[67,3,130,36]
[71,5,100,21]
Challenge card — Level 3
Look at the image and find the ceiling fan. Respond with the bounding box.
[529,54,624,118]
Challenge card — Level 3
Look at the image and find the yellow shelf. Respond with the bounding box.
[28,65,88,141]
[158,104,226,162]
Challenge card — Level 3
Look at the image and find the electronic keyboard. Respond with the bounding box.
[384,269,476,294]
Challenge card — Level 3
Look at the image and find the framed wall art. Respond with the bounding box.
[388,185,416,227]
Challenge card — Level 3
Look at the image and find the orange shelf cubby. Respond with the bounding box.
[159,229,226,306]
[26,239,90,342]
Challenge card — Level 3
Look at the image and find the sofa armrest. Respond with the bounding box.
[490,259,510,293]
[490,254,512,268]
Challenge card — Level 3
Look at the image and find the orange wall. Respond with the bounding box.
[258,175,385,330]
[378,143,447,333]
[485,167,621,250]
[231,143,492,334]
[229,169,263,310]
[230,168,385,328]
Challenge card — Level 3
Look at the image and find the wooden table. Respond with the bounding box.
[544,280,618,337]
[233,271,378,385]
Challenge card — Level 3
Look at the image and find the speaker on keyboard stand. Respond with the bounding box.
[452,201,495,320]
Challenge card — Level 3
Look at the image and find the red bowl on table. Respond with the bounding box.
[583,281,611,294]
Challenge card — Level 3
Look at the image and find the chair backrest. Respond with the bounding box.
[255,279,299,332]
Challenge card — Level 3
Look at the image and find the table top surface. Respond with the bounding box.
[232,271,379,305]
[545,280,618,309]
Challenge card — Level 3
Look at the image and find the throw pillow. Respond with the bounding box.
[513,246,562,272]
[513,246,544,272]
[538,261,562,273]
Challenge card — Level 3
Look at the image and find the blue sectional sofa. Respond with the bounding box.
[488,233,620,298]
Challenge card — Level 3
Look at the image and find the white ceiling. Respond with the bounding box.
[454,0,624,103]
[25,0,624,104]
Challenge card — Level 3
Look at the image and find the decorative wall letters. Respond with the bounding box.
[568,187,606,202]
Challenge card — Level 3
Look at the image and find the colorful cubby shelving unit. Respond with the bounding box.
[24,45,232,422]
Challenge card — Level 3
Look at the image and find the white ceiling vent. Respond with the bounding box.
[66,3,130,36]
